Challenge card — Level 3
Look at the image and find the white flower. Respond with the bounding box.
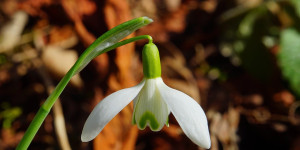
[81,43,211,149]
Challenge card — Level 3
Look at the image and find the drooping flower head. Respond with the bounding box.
[81,42,211,149]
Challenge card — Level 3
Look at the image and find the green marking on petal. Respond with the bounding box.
[138,111,159,131]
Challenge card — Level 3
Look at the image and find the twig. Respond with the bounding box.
[35,59,72,150]
[53,98,72,150]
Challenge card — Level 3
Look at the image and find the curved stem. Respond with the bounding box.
[98,35,153,55]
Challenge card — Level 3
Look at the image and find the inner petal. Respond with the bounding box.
[133,78,169,131]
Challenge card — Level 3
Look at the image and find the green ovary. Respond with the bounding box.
[138,111,160,131]
[142,43,161,78]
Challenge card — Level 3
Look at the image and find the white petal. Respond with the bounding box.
[81,79,145,142]
[133,78,169,131]
[156,78,211,149]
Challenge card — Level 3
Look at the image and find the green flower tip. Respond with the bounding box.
[141,16,153,25]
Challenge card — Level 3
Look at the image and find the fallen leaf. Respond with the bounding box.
[0,11,28,53]
[42,46,83,88]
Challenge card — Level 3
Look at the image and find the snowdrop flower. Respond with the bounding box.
[81,42,211,149]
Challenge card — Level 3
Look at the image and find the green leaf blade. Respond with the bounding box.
[278,28,300,96]
[73,16,153,75]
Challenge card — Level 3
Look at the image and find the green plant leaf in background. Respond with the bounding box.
[290,0,300,17]
[0,102,22,129]
[278,28,300,97]
[220,5,276,82]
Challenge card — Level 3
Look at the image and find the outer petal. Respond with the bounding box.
[81,79,145,142]
[156,78,211,149]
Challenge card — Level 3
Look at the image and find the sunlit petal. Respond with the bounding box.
[81,79,145,142]
[157,78,211,149]
[133,78,169,131]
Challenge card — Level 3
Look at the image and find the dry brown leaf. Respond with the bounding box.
[0,129,24,149]
[104,0,137,87]
[92,0,138,150]
[207,107,240,150]
[0,11,28,53]
[161,43,201,102]
[164,0,181,12]
[18,0,53,17]
[61,0,97,46]
[61,0,110,81]
[48,25,78,48]
[42,46,83,88]
[1,0,18,15]
[273,90,295,107]
[130,0,157,19]
[61,0,96,22]
[162,125,181,140]
[198,0,218,13]
[136,3,188,43]
[0,70,10,86]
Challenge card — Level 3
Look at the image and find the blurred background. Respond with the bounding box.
[1,0,300,149]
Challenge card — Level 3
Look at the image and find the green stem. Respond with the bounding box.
[16,108,48,150]
[16,69,73,150]
[16,35,152,150]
